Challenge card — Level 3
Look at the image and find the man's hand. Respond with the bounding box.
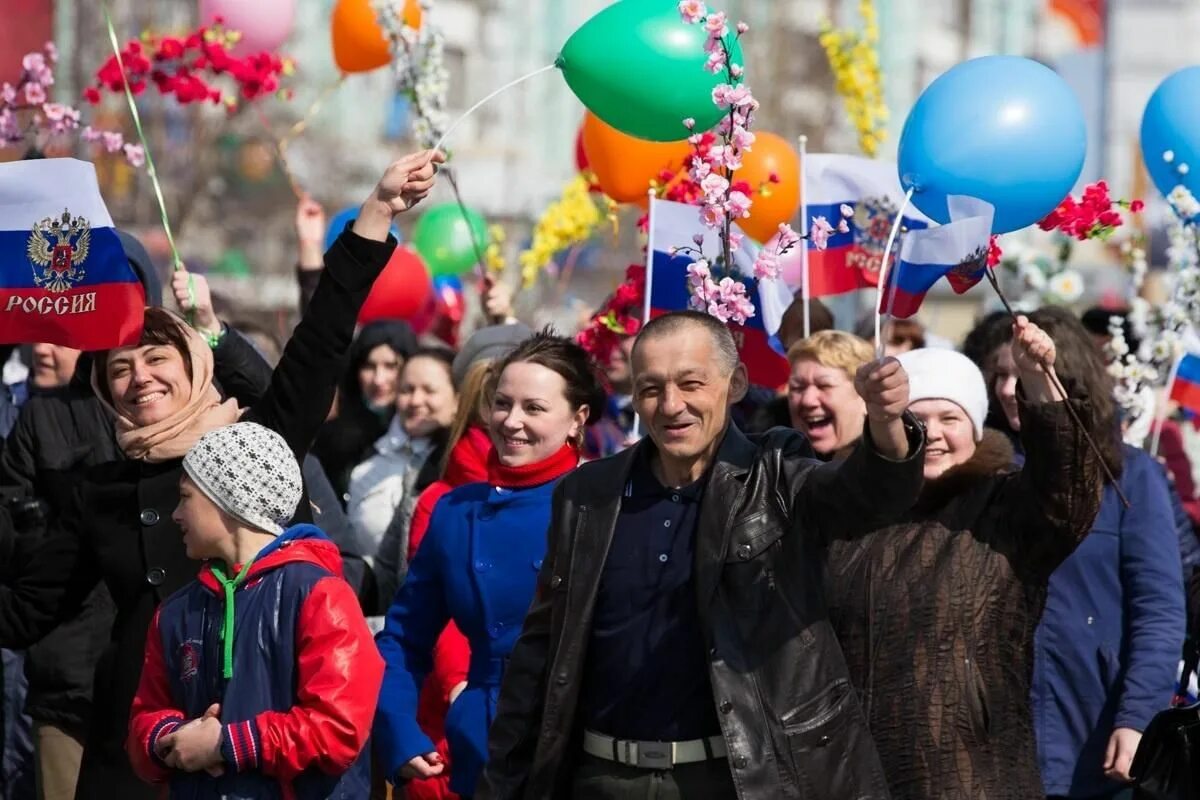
[1011,315,1064,403]
[855,357,911,460]
[481,275,515,324]
[158,703,224,774]
[1103,726,1141,783]
[354,150,446,243]
[171,271,220,337]
[296,193,327,271]
[400,752,445,780]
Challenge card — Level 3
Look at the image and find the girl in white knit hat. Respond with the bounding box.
[126,422,384,799]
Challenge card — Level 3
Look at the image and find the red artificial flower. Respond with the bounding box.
[1130,199,1145,213]
[156,37,185,61]
[987,235,1002,267]
[82,86,101,105]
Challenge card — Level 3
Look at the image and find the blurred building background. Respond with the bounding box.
[1,0,1197,345]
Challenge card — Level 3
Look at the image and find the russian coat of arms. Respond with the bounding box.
[847,196,900,280]
[26,210,91,293]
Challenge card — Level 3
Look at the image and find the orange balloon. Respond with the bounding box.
[332,0,422,74]
[736,131,801,242]
[580,112,691,205]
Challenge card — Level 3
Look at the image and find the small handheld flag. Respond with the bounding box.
[0,158,144,350]
[879,197,994,319]
[1170,354,1200,415]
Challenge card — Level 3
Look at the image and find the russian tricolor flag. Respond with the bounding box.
[647,197,791,388]
[878,197,994,319]
[0,158,144,350]
[804,154,932,296]
[1171,354,1200,415]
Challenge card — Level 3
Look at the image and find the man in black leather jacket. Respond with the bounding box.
[478,311,925,800]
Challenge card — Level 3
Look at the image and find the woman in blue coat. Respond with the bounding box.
[983,309,1186,798]
[374,331,603,797]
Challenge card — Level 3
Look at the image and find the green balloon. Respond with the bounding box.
[557,1,745,142]
[411,203,489,278]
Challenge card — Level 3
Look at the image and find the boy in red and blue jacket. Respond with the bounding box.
[127,422,384,798]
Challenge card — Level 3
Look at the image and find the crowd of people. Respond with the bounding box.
[0,149,1193,800]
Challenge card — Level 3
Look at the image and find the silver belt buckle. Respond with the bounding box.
[635,741,674,769]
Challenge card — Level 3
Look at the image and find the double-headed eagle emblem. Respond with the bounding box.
[27,209,90,294]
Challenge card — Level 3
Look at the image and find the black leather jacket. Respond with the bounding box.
[478,420,925,800]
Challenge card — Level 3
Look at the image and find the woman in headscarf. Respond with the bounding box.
[0,150,443,798]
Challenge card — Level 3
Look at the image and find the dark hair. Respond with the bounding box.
[342,320,418,402]
[94,308,193,406]
[889,319,926,350]
[403,346,455,381]
[961,310,1013,371]
[1028,306,1123,479]
[778,293,835,351]
[634,311,739,375]
[491,328,605,424]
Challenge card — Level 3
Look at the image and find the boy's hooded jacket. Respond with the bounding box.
[127,526,383,799]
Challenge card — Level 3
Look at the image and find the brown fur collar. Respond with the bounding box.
[914,428,1016,512]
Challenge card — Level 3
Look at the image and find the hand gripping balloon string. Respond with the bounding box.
[102,3,184,272]
[982,265,1129,508]
[874,187,915,360]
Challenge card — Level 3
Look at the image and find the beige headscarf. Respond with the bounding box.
[93,314,241,463]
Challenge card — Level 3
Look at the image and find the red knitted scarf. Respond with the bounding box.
[487,442,579,489]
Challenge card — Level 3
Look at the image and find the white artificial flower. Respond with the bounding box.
[1048,269,1084,303]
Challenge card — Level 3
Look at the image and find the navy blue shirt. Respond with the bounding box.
[580,449,721,741]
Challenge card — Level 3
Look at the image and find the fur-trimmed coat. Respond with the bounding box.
[823,399,1104,800]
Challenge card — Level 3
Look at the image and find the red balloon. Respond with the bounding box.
[358,246,432,324]
[575,127,589,172]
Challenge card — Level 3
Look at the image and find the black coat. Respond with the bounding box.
[0,230,394,799]
[478,420,926,800]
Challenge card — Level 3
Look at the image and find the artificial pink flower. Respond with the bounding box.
[705,12,728,37]
[123,143,145,167]
[726,190,751,218]
[691,233,705,247]
[707,300,731,323]
[689,159,711,181]
[0,109,18,141]
[102,130,124,153]
[728,231,744,252]
[682,117,696,130]
[23,83,46,105]
[701,204,725,228]
[700,172,729,199]
[839,203,854,218]
[753,249,779,280]
[729,63,744,79]
[687,258,711,285]
[687,132,705,146]
[80,125,103,143]
[776,223,801,251]
[678,0,708,24]
[809,216,835,250]
[1,83,15,105]
[724,85,753,108]
[731,127,755,150]
[44,42,58,63]
[705,50,726,75]
[711,83,733,107]
[42,103,79,134]
[22,53,52,86]
[736,21,750,34]
[837,219,849,234]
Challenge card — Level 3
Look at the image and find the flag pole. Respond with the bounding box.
[633,190,658,441]
[1150,351,1183,457]
[873,187,914,360]
[797,134,810,339]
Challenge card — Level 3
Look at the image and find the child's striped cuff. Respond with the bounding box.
[219,719,262,773]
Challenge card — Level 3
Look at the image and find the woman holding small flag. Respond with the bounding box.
[820,316,1103,799]
[0,149,444,798]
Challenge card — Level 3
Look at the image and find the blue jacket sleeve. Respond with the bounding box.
[373,501,452,778]
[1115,455,1187,731]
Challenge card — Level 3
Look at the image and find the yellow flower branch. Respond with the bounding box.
[819,0,888,157]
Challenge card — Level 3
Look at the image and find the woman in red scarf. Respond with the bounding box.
[374,332,604,799]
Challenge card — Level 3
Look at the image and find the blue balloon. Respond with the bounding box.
[324,206,402,251]
[897,56,1086,234]
[432,275,462,291]
[1141,66,1200,201]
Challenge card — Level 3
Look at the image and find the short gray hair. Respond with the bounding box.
[633,311,739,375]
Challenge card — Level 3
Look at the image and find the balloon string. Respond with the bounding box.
[442,166,489,282]
[430,63,556,156]
[102,3,183,273]
[874,187,914,359]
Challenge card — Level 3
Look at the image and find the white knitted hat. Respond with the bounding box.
[182,422,303,535]
[897,348,989,442]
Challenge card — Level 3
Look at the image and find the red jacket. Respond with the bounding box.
[1157,420,1200,530]
[403,427,489,800]
[128,527,384,799]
